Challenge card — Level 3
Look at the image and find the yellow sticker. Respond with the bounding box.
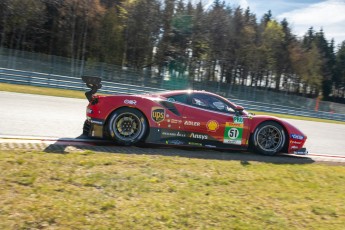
[207,120,219,132]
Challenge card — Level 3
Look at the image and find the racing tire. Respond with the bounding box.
[108,107,148,145]
[251,121,286,155]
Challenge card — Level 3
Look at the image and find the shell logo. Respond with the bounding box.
[207,120,219,132]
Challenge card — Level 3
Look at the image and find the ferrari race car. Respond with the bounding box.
[82,76,308,156]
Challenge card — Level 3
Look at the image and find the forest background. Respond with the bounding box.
[0,0,345,103]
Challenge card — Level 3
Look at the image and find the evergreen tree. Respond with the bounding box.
[155,0,175,69]
[96,6,124,65]
[123,0,161,68]
[334,41,345,100]
[261,19,285,90]
[314,29,336,100]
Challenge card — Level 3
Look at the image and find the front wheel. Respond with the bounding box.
[107,108,148,145]
[251,121,286,155]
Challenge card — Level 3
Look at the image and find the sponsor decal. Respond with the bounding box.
[291,146,299,150]
[124,99,137,105]
[151,107,165,123]
[290,140,302,145]
[162,131,186,138]
[233,116,243,124]
[206,120,219,132]
[223,122,243,145]
[166,140,185,145]
[161,129,217,141]
[291,134,304,140]
[294,148,308,155]
[188,142,202,146]
[189,133,208,140]
[90,119,103,125]
[171,119,182,124]
[184,121,201,126]
[226,122,242,128]
[205,145,217,148]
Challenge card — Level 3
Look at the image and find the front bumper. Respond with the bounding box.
[83,118,105,138]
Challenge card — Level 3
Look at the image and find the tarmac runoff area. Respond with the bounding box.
[1,136,345,165]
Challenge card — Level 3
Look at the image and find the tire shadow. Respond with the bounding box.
[43,135,316,165]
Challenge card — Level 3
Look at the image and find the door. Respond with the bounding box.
[180,93,250,149]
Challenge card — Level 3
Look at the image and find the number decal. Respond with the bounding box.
[223,122,243,145]
[228,128,239,139]
[234,116,243,124]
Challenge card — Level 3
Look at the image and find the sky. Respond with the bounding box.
[198,0,345,48]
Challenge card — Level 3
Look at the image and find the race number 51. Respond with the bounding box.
[228,128,239,139]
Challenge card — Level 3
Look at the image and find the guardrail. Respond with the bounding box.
[230,98,345,121]
[0,67,165,95]
[1,67,345,121]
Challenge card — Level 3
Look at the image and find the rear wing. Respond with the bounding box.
[82,76,102,102]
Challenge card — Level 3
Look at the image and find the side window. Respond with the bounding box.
[190,94,234,113]
[167,94,188,104]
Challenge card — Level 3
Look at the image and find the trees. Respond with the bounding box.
[261,20,285,90]
[0,0,46,51]
[95,6,124,65]
[122,0,161,69]
[155,0,175,70]
[205,1,231,82]
[302,28,337,99]
[334,42,345,101]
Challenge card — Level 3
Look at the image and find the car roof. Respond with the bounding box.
[151,90,238,106]
[153,89,217,97]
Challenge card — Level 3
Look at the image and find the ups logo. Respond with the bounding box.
[151,107,165,123]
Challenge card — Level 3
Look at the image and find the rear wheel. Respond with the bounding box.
[108,108,148,145]
[251,121,286,155]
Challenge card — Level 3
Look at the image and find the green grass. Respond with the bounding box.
[0,82,85,99]
[1,82,345,125]
[0,150,345,229]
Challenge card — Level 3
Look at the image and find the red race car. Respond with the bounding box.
[82,76,307,155]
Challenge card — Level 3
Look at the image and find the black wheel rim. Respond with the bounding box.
[256,125,283,152]
[113,113,142,141]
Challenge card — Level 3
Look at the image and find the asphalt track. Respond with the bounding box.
[1,91,345,161]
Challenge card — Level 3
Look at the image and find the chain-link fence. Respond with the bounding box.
[1,47,345,114]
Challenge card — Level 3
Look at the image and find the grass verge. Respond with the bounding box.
[1,82,344,125]
[0,150,345,229]
[0,83,85,99]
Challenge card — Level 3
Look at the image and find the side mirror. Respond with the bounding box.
[235,105,244,116]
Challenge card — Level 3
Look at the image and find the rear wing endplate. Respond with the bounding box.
[82,76,102,102]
